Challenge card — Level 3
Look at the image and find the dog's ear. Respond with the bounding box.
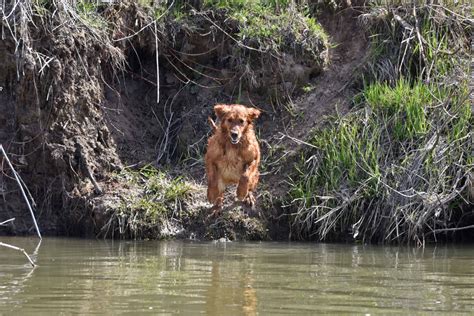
[214,104,230,120]
[247,108,261,122]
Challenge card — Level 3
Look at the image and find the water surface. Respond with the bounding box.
[0,237,473,314]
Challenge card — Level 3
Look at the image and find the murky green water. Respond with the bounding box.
[0,238,473,314]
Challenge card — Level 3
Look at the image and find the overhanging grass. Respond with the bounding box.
[201,0,329,93]
[360,2,471,83]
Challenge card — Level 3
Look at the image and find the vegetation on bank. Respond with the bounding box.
[203,0,328,55]
[96,165,267,240]
[85,0,328,94]
[288,3,472,244]
[163,0,329,95]
[118,167,192,225]
[1,1,472,243]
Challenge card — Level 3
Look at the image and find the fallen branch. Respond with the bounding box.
[0,242,36,267]
[429,224,474,234]
[280,132,318,149]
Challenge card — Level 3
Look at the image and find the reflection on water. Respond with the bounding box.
[0,238,473,314]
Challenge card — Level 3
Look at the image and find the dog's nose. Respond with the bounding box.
[230,131,239,143]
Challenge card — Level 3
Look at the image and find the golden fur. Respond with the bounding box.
[205,104,261,216]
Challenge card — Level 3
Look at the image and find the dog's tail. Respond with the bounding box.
[208,117,218,133]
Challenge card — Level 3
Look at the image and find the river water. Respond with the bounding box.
[0,237,473,314]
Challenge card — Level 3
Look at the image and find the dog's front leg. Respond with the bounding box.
[207,163,224,216]
[237,160,257,203]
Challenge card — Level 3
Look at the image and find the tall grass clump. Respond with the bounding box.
[288,3,472,244]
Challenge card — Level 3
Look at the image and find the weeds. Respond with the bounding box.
[359,2,471,84]
[112,166,194,238]
[290,79,471,243]
[76,1,108,30]
[198,0,329,97]
[288,3,472,244]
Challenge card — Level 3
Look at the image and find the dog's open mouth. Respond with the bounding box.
[230,132,240,144]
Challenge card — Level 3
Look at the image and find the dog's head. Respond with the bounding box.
[214,104,261,145]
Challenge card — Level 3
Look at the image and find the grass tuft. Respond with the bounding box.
[113,165,194,238]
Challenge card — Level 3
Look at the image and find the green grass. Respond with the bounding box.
[76,1,108,30]
[292,79,444,194]
[203,0,291,11]
[117,165,193,224]
[288,76,472,242]
[363,3,470,84]
[363,79,438,140]
[203,0,328,56]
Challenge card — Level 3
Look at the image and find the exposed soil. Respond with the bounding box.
[0,2,368,240]
[260,7,369,198]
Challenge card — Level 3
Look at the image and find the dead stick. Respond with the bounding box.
[0,145,42,239]
[0,242,36,267]
[429,224,474,234]
[154,20,160,104]
[0,218,15,226]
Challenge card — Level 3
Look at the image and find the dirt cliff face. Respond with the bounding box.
[0,1,336,239]
[4,2,469,243]
[1,1,128,235]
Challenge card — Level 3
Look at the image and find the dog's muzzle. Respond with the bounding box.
[230,131,240,144]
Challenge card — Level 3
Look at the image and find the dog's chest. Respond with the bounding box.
[217,150,244,183]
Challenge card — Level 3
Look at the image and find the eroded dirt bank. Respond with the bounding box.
[0,1,359,239]
[1,1,471,243]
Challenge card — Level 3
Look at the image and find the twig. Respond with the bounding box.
[0,242,36,267]
[154,21,160,104]
[0,218,15,226]
[280,133,318,149]
[0,145,42,239]
[429,224,474,234]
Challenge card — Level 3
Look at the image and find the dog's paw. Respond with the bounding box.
[243,192,256,209]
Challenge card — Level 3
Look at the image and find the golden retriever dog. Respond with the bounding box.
[205,104,261,216]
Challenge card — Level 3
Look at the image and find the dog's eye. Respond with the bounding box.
[239,119,244,124]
